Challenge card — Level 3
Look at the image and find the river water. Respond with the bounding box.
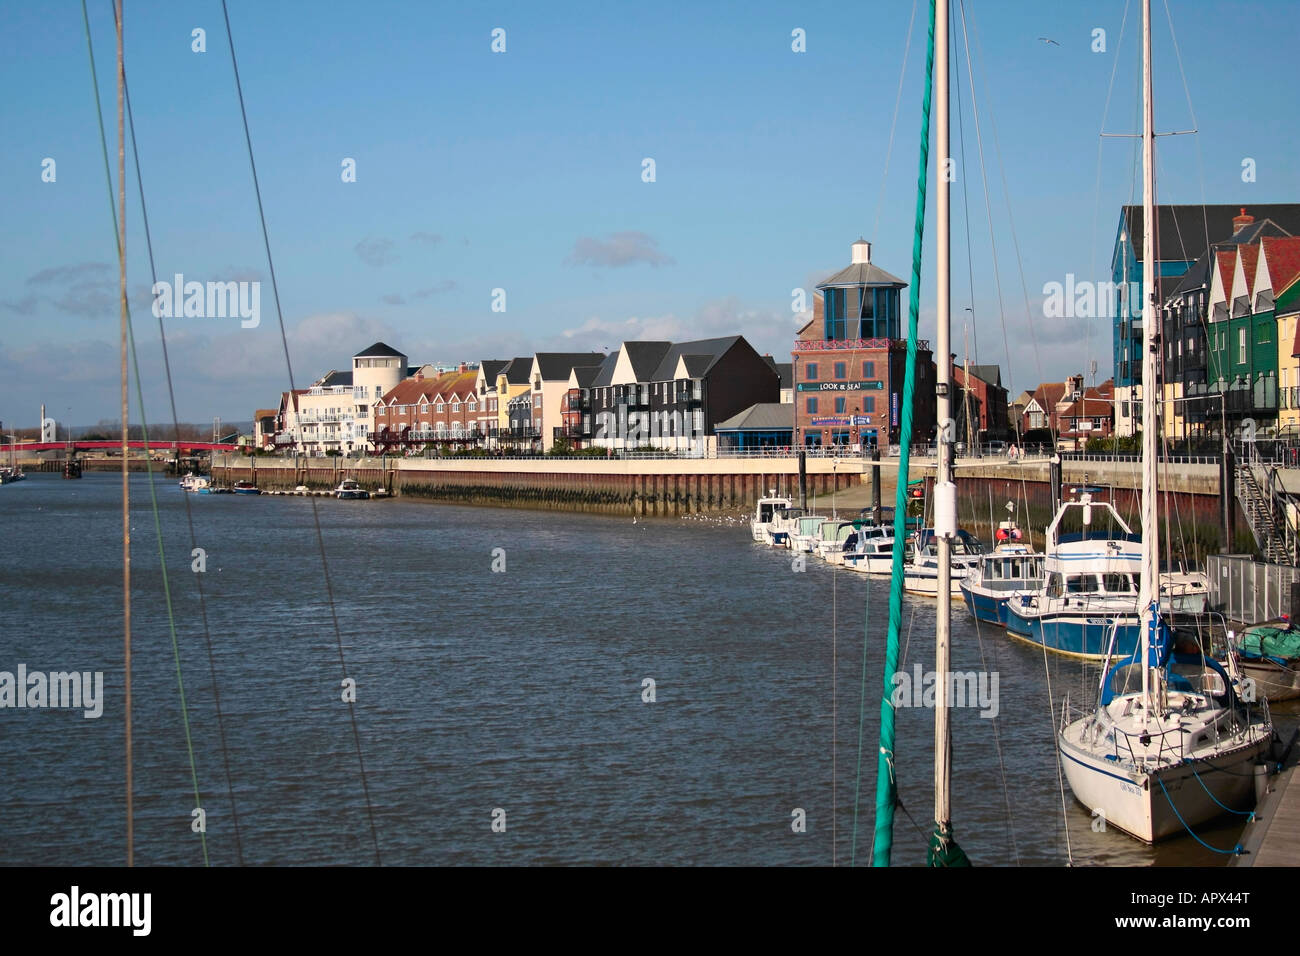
[0,472,1277,866]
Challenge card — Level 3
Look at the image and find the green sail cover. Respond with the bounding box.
[1241,624,1300,662]
[927,823,971,867]
[872,0,936,868]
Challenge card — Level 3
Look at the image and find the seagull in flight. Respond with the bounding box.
[1038,36,1060,46]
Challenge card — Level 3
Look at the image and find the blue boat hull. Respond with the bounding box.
[1003,602,1141,659]
[960,585,1006,625]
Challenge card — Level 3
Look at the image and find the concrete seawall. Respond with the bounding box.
[211,456,857,515]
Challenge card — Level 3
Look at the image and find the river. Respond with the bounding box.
[0,472,1277,866]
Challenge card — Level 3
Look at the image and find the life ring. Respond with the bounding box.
[995,526,1023,542]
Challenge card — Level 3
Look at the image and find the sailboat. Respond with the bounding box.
[1056,0,1273,844]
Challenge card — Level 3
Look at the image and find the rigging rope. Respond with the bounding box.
[220,0,382,864]
[1156,776,1245,854]
[83,0,209,865]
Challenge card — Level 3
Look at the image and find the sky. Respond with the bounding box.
[2,0,1298,429]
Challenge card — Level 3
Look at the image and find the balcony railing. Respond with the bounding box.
[794,338,928,352]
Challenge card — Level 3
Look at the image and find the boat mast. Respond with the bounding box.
[1139,0,1157,712]
[933,0,953,849]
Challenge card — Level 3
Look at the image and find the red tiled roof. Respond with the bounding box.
[1059,394,1113,418]
[1215,250,1236,295]
[1262,236,1300,298]
[1239,244,1260,296]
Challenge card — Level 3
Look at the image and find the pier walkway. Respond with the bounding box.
[1234,737,1300,866]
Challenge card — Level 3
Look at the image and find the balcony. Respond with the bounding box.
[561,422,591,439]
[794,338,929,352]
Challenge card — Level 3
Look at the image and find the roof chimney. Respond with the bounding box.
[851,237,872,265]
[414,371,423,381]
[1233,207,1255,233]
[458,362,468,373]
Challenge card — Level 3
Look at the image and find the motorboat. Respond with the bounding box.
[750,494,793,544]
[335,478,371,500]
[903,528,983,598]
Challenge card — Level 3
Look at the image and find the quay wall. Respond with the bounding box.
[210,457,856,515]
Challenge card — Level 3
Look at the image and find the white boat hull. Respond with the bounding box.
[1058,726,1268,843]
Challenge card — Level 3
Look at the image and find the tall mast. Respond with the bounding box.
[933,0,953,843]
[1139,0,1157,709]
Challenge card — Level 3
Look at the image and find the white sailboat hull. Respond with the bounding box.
[1057,726,1268,843]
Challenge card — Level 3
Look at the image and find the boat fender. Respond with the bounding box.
[934,481,957,537]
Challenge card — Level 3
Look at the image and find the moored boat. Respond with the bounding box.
[334,478,371,500]
[750,494,793,544]
[1231,620,1300,702]
[903,528,983,598]
[960,534,1045,624]
[231,480,260,495]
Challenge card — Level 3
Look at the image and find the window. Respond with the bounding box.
[864,396,876,413]
[1238,328,1247,365]
[806,363,818,381]
[835,397,846,413]
[806,397,818,414]
[834,361,846,379]
[437,403,444,413]
[863,360,875,377]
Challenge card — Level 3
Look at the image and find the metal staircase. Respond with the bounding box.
[1234,462,1294,564]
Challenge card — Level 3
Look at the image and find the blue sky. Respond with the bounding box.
[2,0,1298,428]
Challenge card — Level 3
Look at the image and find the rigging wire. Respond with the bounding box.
[119,24,245,862]
[83,0,209,864]
[871,0,920,245]
[219,0,382,864]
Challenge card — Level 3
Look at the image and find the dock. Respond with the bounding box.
[1233,732,1300,866]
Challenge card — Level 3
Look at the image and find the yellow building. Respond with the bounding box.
[496,356,534,433]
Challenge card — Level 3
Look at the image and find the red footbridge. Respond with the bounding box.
[0,440,241,454]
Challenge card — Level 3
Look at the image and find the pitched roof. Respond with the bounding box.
[648,336,747,381]
[354,341,406,358]
[1262,237,1300,297]
[1168,218,1297,297]
[715,403,794,431]
[1239,244,1260,296]
[762,357,793,390]
[320,369,353,387]
[622,341,672,381]
[1120,204,1300,266]
[1033,382,1068,411]
[1215,251,1236,296]
[254,408,278,420]
[479,359,509,382]
[969,364,1003,388]
[534,352,605,381]
[499,357,534,385]
[816,260,907,289]
[590,350,622,388]
[1059,394,1114,419]
[571,365,601,388]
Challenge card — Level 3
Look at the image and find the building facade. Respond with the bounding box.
[793,239,933,448]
